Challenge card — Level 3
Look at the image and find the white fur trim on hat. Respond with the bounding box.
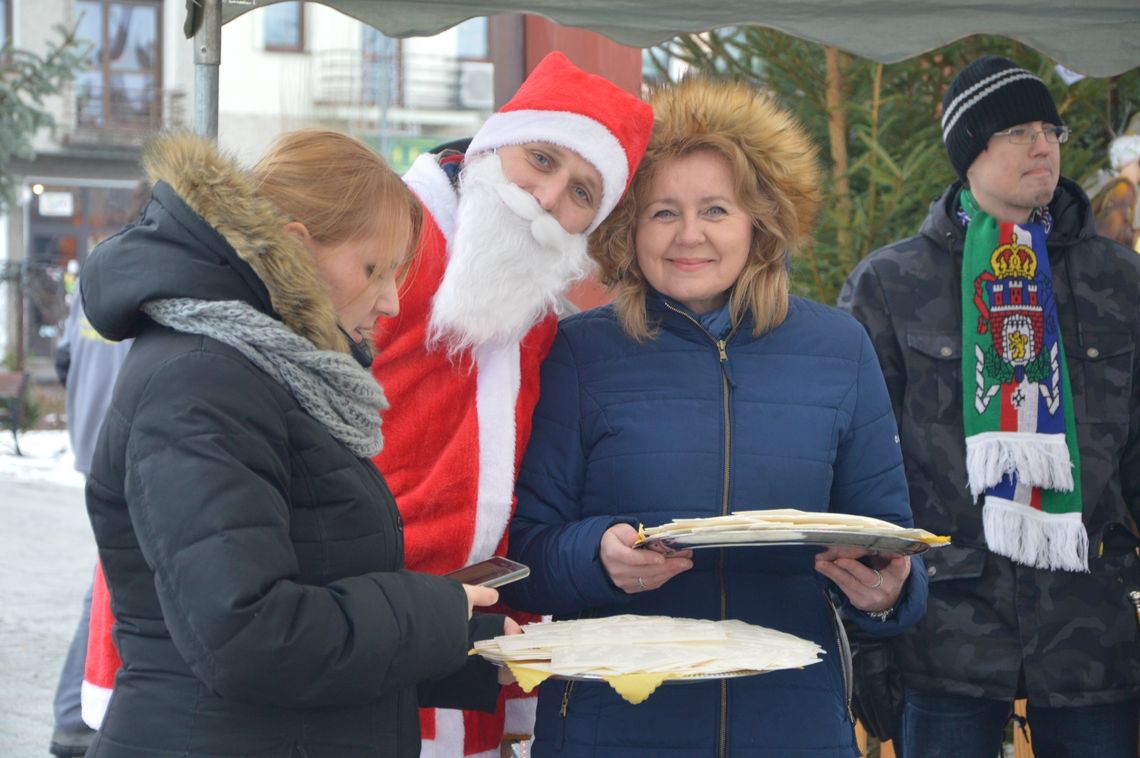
[466,109,629,234]
[1110,135,1140,171]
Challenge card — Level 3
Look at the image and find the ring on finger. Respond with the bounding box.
[868,569,883,590]
[637,576,647,590]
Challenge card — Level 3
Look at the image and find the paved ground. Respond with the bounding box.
[0,476,95,757]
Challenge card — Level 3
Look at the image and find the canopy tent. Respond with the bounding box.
[188,0,1140,135]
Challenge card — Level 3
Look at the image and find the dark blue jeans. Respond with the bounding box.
[898,688,1139,758]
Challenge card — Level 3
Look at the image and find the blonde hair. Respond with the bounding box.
[590,78,822,341]
[251,129,422,279]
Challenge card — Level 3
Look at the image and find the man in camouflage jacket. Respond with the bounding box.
[840,56,1140,757]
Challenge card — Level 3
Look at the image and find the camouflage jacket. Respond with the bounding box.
[838,178,1140,706]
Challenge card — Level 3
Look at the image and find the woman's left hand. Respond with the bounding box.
[813,547,910,614]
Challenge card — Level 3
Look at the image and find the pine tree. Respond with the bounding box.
[0,23,90,211]
[650,32,1140,304]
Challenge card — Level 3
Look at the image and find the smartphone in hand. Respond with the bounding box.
[443,556,530,589]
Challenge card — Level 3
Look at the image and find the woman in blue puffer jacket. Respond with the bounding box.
[504,77,929,757]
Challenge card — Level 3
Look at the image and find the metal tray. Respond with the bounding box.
[636,528,944,556]
[552,669,763,683]
[491,665,764,683]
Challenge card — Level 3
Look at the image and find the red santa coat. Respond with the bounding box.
[81,561,118,728]
[372,152,555,758]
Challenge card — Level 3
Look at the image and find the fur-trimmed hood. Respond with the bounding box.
[588,76,823,338]
[646,76,822,240]
[81,133,347,353]
[590,76,822,292]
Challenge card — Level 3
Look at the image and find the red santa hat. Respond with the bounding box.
[465,51,653,234]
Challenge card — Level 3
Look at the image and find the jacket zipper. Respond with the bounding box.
[664,302,735,758]
[824,590,855,724]
[555,667,575,751]
[557,611,591,748]
[559,680,574,718]
[718,338,730,758]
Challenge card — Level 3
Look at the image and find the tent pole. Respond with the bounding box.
[193,0,222,138]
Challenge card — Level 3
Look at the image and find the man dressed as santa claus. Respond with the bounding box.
[373,52,652,757]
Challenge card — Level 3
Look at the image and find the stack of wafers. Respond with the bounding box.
[472,614,823,704]
[637,508,949,549]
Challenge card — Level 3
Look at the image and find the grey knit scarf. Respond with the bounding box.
[143,298,386,457]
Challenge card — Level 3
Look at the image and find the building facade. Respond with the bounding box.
[2,0,641,365]
[2,0,496,365]
[2,0,190,365]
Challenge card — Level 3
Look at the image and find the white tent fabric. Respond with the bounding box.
[219,0,1140,77]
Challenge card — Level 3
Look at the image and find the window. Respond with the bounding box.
[362,26,398,107]
[264,2,304,52]
[73,0,162,131]
[25,184,138,357]
[455,17,487,61]
[1,0,11,54]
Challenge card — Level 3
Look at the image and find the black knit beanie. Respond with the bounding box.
[941,56,1062,180]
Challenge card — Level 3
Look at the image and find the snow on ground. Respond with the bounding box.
[0,430,84,489]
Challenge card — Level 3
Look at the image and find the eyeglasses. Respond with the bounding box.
[991,126,1071,145]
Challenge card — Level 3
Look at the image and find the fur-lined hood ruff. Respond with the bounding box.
[142,133,346,353]
[646,76,822,239]
[82,132,346,354]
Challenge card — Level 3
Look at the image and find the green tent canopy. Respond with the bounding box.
[209,0,1139,77]
[185,0,1138,136]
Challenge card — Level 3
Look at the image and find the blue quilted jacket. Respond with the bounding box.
[506,291,928,757]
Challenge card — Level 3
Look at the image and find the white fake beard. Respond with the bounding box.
[428,153,592,355]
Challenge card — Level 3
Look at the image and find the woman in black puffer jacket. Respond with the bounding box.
[81,130,512,757]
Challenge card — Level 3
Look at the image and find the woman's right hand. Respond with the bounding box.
[462,584,500,619]
[600,523,694,593]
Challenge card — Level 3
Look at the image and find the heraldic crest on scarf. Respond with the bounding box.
[960,188,1087,572]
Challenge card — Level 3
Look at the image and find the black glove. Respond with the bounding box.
[850,635,903,742]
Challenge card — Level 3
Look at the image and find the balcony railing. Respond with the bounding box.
[312,50,493,113]
[60,84,188,148]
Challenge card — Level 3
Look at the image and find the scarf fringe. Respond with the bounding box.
[983,498,1089,572]
[965,432,1074,497]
